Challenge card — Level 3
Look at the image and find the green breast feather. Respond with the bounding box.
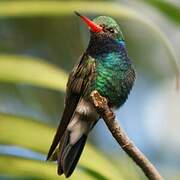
[89,52,135,108]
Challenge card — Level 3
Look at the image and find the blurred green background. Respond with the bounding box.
[0,0,180,179]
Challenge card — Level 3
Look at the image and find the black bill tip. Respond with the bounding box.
[74,11,82,17]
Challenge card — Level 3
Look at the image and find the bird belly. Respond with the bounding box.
[67,98,99,145]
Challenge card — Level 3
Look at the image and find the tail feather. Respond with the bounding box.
[57,131,70,175]
[47,99,99,177]
[57,131,87,178]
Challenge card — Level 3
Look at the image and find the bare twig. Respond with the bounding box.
[90,90,163,180]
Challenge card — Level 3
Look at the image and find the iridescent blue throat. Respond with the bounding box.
[118,40,125,49]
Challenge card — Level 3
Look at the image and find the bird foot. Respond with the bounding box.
[90,90,108,110]
[90,90,115,120]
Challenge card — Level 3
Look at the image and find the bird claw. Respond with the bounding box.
[90,90,108,109]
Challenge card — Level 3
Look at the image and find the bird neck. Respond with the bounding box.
[86,34,126,58]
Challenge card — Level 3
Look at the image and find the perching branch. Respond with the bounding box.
[90,90,163,180]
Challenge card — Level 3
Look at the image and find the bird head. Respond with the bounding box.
[75,12,124,42]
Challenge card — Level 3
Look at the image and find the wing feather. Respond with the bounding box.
[47,54,95,160]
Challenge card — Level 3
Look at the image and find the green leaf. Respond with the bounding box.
[0,1,179,87]
[0,55,68,91]
[0,113,125,179]
[0,155,92,180]
[0,113,53,153]
[0,1,149,18]
[143,0,180,24]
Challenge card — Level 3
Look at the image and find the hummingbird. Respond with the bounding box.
[47,12,136,178]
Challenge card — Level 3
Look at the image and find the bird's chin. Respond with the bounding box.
[90,29,104,34]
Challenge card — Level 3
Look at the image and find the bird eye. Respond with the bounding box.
[108,28,115,33]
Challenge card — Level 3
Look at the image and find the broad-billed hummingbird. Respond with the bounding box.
[47,12,136,178]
